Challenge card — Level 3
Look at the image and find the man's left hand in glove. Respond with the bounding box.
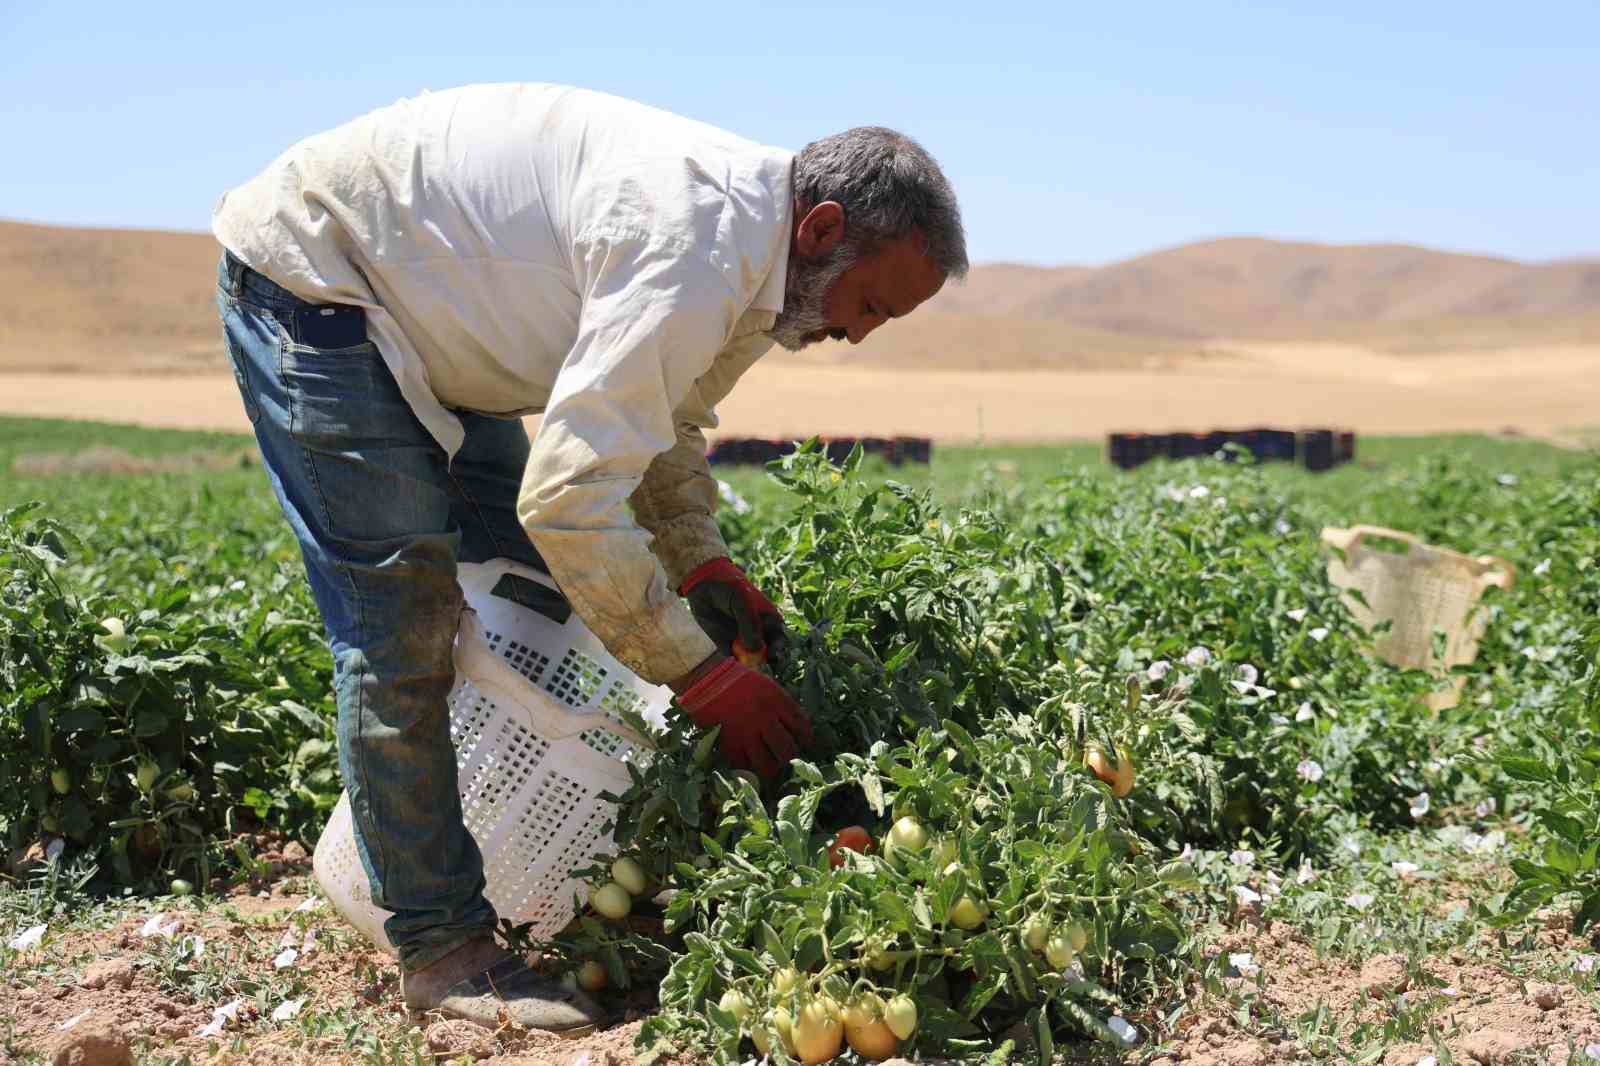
[679,557,789,671]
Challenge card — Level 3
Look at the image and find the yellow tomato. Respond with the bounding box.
[1084,746,1136,796]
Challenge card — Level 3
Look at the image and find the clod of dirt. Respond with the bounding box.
[1359,953,1410,996]
[49,1020,132,1066]
[1459,1028,1530,1064]
[1528,983,1563,1010]
[282,840,309,863]
[77,959,134,991]
[424,1018,497,1059]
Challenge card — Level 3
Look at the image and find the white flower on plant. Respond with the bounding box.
[1495,473,1519,486]
[1533,558,1551,577]
[1255,686,1278,699]
[1573,954,1598,974]
[1185,645,1211,667]
[1297,861,1317,885]
[58,1009,92,1031]
[1344,892,1376,911]
[139,914,180,940]
[1463,830,1504,855]
[1475,798,1495,818]
[196,999,244,1039]
[273,947,298,970]
[301,928,318,954]
[1295,701,1315,722]
[279,927,299,949]
[1147,660,1171,681]
[1409,792,1431,819]
[1391,861,1420,878]
[1343,837,1362,858]
[1231,680,1255,695]
[8,923,45,950]
[1230,849,1255,866]
[1228,951,1260,977]
[1297,759,1324,783]
[1287,607,1308,622]
[1106,1015,1138,1045]
[1236,664,1259,685]
[1233,885,1263,905]
[1179,844,1195,861]
[1268,712,1288,725]
[181,934,205,960]
[1309,626,1330,642]
[1189,485,1211,500]
[271,997,305,1023]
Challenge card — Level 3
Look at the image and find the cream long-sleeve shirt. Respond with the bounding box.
[212,83,794,683]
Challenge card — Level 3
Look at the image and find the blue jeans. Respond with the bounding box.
[216,253,543,970]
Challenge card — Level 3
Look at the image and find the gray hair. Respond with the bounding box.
[791,127,968,279]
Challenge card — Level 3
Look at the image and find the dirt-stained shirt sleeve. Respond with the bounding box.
[516,227,740,684]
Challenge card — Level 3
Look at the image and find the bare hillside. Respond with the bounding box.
[2,221,1596,373]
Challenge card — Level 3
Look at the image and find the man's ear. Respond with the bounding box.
[793,201,845,258]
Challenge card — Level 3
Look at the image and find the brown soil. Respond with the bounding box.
[7,879,1598,1066]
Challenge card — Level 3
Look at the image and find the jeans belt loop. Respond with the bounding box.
[225,252,248,299]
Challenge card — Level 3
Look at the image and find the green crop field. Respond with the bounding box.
[2,415,1598,1065]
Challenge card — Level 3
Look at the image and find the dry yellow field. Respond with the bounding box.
[3,339,1597,443]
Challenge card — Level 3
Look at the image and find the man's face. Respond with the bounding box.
[767,216,946,352]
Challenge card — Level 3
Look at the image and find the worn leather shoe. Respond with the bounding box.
[400,935,601,1035]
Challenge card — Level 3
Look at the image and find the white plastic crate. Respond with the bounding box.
[1321,525,1514,710]
[312,559,673,951]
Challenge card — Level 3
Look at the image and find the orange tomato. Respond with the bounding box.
[827,825,875,867]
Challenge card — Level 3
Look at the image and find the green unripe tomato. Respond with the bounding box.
[884,995,918,1040]
[611,857,648,896]
[50,769,72,795]
[589,882,632,920]
[1044,934,1076,970]
[577,959,607,993]
[98,617,131,652]
[1022,914,1050,953]
[169,879,193,897]
[887,816,928,853]
[718,988,751,1025]
[949,896,986,930]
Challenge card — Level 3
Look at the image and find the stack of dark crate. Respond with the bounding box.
[706,436,934,468]
[1107,428,1354,472]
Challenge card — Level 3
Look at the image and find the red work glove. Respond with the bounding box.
[675,657,813,779]
[679,557,789,672]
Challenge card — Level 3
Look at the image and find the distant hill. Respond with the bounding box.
[1,220,1595,373]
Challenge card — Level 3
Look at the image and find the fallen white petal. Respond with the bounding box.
[1106,1014,1137,1044]
[300,928,318,954]
[1233,885,1263,904]
[1309,627,1330,642]
[1392,861,1420,877]
[273,947,298,969]
[139,914,167,938]
[1287,608,1307,622]
[1584,1044,1600,1062]
[8,923,46,950]
[1345,893,1376,910]
[1228,951,1260,976]
[1295,701,1315,721]
[183,934,206,960]
[279,927,299,948]
[1416,1056,1437,1066]
[1296,861,1317,884]
[1475,798,1495,818]
[1533,558,1551,576]
[1573,954,1598,974]
[1409,792,1431,819]
[59,1009,92,1030]
[197,1019,226,1039]
[292,896,324,913]
[271,997,305,1022]
[1440,985,1460,997]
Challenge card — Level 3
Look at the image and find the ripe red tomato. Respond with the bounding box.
[827,826,875,867]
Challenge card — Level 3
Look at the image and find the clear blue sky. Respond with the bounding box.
[4,0,1595,265]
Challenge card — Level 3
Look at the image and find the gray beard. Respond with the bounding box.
[764,243,859,351]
